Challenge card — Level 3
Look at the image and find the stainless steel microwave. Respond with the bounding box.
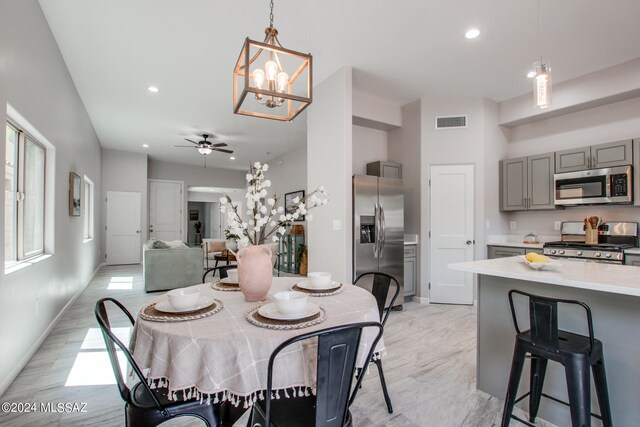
[554,165,633,206]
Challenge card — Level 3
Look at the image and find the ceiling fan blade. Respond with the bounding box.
[212,142,228,147]
[213,148,234,154]
[184,138,198,145]
[174,145,198,148]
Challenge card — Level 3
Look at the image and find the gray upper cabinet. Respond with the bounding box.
[500,153,555,211]
[527,153,555,210]
[555,146,590,173]
[500,157,527,211]
[555,140,633,173]
[592,139,633,168]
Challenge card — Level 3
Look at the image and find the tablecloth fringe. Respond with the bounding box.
[146,377,317,408]
[145,350,383,408]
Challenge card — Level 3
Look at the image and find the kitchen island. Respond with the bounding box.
[449,257,640,427]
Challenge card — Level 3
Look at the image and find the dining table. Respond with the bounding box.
[130,276,384,421]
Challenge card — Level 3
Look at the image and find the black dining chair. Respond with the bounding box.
[247,322,383,427]
[353,272,400,414]
[202,265,238,283]
[95,298,220,427]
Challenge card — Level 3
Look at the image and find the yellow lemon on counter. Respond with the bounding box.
[526,252,549,263]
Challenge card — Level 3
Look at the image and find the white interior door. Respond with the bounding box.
[429,165,474,304]
[106,191,141,265]
[210,202,221,239]
[149,180,183,241]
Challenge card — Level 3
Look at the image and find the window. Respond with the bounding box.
[83,176,94,240]
[5,121,46,268]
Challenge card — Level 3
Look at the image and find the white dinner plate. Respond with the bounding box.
[517,255,562,271]
[296,279,340,291]
[155,296,215,314]
[258,302,320,320]
[220,278,239,285]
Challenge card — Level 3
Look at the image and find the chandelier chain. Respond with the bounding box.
[269,0,274,28]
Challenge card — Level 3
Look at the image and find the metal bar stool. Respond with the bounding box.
[501,290,612,427]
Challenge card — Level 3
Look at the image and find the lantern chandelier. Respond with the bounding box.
[233,0,312,121]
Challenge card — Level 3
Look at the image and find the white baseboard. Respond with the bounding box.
[0,262,103,398]
[412,296,430,305]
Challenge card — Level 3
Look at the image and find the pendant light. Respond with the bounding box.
[233,0,312,122]
[533,0,551,109]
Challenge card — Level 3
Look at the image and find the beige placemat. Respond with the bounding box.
[211,281,241,292]
[139,299,223,322]
[291,283,344,297]
[245,305,327,330]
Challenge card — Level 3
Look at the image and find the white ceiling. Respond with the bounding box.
[39,0,640,169]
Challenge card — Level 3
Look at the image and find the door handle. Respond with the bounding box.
[136,230,140,234]
[466,240,473,245]
[373,204,379,258]
[379,206,386,257]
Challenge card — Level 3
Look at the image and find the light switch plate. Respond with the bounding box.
[510,221,517,230]
[554,221,561,230]
[485,220,490,230]
[332,219,342,230]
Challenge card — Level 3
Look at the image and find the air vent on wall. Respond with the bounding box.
[435,115,467,129]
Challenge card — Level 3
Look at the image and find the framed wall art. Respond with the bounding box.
[284,190,305,221]
[69,172,81,216]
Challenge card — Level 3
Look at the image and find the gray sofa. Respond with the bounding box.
[143,242,203,292]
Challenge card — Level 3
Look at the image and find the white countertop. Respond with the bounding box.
[448,256,640,298]
[486,234,559,250]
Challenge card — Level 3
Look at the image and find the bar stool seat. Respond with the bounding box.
[501,290,612,427]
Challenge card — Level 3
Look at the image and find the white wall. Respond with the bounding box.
[352,90,402,130]
[101,149,148,258]
[0,0,102,396]
[307,67,353,282]
[504,96,640,235]
[388,100,422,235]
[420,97,495,300]
[148,159,246,243]
[352,125,388,175]
[267,144,308,202]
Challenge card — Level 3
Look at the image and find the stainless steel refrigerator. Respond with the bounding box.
[353,175,404,306]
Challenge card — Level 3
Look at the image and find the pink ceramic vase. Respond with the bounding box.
[235,244,273,302]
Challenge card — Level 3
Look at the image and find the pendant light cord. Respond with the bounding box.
[269,0,274,28]
[537,0,541,61]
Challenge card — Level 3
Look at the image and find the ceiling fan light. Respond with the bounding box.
[198,147,213,155]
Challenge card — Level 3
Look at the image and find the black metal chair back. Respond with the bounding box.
[354,272,400,326]
[259,322,383,427]
[94,298,163,410]
[202,265,238,283]
[95,298,220,426]
[508,289,595,354]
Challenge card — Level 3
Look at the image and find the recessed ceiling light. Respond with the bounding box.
[230,156,236,160]
[526,70,536,78]
[142,144,149,148]
[148,86,159,93]
[465,28,480,39]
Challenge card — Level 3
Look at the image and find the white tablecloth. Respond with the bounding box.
[131,277,384,407]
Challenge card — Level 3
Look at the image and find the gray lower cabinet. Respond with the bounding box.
[500,152,555,211]
[556,140,633,173]
[488,245,543,259]
[404,245,417,297]
[625,254,640,266]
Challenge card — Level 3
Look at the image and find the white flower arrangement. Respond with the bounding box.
[220,162,329,247]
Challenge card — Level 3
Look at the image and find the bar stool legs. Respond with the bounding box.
[591,359,613,427]
[529,356,548,422]
[500,344,527,427]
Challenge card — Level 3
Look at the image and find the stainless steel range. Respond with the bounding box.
[543,221,638,264]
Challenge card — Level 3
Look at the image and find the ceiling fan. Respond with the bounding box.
[174,134,234,156]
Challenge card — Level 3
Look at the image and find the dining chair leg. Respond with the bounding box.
[373,358,393,414]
